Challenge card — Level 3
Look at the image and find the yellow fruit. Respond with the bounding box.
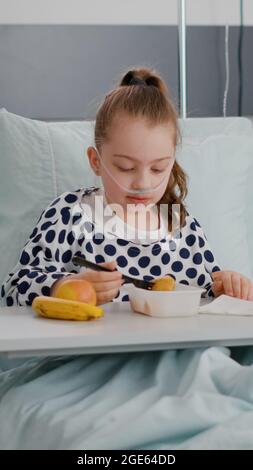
[152,276,176,292]
[53,278,97,305]
[32,296,103,321]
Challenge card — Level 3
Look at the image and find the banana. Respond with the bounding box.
[32,296,104,321]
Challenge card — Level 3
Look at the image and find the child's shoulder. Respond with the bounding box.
[182,209,203,233]
[35,186,101,227]
[48,186,101,209]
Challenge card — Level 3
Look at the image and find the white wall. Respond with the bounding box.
[0,0,253,25]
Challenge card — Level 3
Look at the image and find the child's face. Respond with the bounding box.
[88,114,176,210]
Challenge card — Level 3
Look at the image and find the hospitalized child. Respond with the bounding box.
[2,67,253,306]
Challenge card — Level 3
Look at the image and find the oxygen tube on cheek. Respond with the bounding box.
[92,146,173,195]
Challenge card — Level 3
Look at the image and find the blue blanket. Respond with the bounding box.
[0,346,253,449]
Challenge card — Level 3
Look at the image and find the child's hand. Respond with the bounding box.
[51,261,123,305]
[212,270,253,301]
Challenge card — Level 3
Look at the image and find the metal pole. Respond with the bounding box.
[178,0,187,118]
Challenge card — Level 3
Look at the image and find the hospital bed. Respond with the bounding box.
[1,108,253,449]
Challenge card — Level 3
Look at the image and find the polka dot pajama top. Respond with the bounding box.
[1,187,221,306]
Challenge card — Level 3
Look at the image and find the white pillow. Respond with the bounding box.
[177,117,253,278]
[0,109,96,287]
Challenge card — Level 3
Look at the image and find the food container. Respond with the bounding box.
[124,283,205,317]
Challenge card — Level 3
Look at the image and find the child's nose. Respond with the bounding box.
[132,170,152,190]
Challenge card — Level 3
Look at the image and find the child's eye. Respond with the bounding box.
[152,168,166,173]
[117,167,135,172]
[116,166,166,173]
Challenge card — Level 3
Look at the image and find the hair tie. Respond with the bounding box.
[129,77,147,86]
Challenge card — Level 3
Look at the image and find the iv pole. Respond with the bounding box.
[178,0,187,118]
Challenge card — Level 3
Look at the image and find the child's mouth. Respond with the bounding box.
[126,196,151,204]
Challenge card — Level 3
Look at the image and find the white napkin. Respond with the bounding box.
[198,294,253,315]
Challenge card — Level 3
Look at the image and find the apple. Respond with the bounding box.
[53,278,97,305]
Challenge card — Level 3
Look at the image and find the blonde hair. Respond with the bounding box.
[94,67,188,230]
